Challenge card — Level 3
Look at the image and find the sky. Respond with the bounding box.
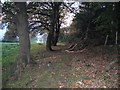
[0,29,7,41]
[61,13,75,28]
[0,10,7,41]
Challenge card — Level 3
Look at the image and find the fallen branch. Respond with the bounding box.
[68,43,75,49]
[77,48,86,52]
[67,43,78,51]
[65,50,74,53]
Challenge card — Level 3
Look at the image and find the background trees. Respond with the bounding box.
[74,2,119,46]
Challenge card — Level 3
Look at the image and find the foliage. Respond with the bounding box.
[74,2,119,44]
[3,24,17,41]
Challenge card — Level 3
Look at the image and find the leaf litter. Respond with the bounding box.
[6,45,119,88]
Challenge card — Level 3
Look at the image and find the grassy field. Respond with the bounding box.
[2,42,45,87]
[2,42,119,88]
[2,42,19,87]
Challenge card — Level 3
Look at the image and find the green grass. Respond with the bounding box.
[2,42,19,87]
[2,42,44,87]
[2,42,19,67]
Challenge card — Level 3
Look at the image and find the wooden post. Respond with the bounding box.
[115,31,118,45]
[104,35,108,46]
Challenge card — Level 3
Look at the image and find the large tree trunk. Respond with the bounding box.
[46,3,56,51]
[46,32,53,51]
[15,2,30,67]
[52,3,61,46]
[52,21,60,46]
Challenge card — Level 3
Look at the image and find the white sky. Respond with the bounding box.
[61,12,74,28]
[1,0,6,3]
[0,29,6,41]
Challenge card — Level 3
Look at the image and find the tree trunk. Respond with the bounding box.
[53,31,60,46]
[46,31,54,51]
[15,2,30,66]
[46,3,55,51]
[52,18,60,46]
[52,3,61,46]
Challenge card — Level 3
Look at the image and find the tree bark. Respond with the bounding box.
[52,17,60,46]
[52,3,61,46]
[46,3,55,51]
[53,30,60,46]
[15,2,30,66]
[46,2,61,50]
[46,31,54,51]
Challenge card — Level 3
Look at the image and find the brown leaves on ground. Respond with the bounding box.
[72,80,93,88]
[7,45,119,88]
[58,81,65,88]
